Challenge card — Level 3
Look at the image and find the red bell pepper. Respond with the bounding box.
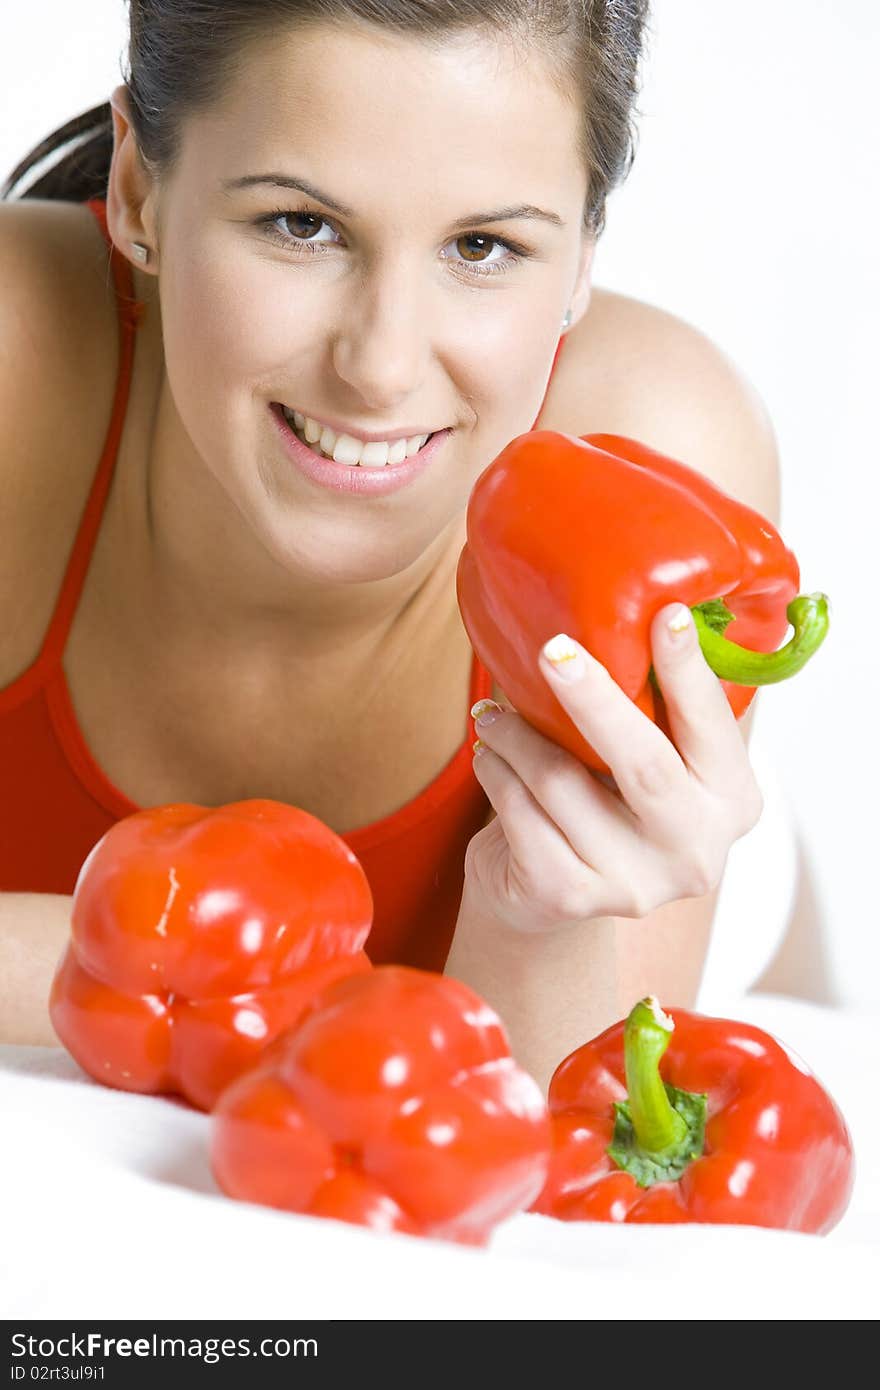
[457,430,829,774]
[530,997,855,1232]
[211,965,551,1246]
[49,799,373,1111]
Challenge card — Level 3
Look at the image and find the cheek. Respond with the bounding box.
[470,347,558,459]
[162,254,301,403]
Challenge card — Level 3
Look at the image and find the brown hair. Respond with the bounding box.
[1,0,650,237]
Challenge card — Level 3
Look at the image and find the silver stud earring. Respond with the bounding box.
[131,241,150,264]
[561,309,573,330]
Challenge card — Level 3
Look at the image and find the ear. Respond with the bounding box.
[105,83,160,275]
[564,234,597,330]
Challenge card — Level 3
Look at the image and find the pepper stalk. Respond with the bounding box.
[691,592,829,684]
[607,996,708,1187]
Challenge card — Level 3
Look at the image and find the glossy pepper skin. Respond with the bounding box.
[530,998,855,1232]
[457,430,829,775]
[211,966,552,1246]
[49,800,373,1111]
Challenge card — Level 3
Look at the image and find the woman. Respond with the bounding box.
[0,1,774,1090]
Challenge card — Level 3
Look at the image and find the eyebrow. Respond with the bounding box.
[220,173,566,229]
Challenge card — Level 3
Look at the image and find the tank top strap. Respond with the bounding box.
[38,197,146,668]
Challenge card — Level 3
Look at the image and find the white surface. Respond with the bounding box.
[0,3,877,1005]
[1,993,877,1320]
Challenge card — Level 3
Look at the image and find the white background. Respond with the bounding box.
[1,2,877,1007]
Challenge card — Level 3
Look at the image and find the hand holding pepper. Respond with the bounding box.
[457,429,825,931]
[465,603,763,930]
[458,430,829,777]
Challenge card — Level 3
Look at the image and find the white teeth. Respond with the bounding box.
[387,438,408,465]
[319,425,338,456]
[360,440,390,468]
[281,405,433,466]
[332,433,365,466]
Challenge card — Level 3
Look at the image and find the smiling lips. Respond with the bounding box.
[281,406,436,467]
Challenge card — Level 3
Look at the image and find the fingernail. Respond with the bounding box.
[666,604,693,639]
[471,698,503,728]
[541,632,587,681]
[472,738,486,754]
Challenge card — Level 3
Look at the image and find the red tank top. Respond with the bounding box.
[0,196,566,971]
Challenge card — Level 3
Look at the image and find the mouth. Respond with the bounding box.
[276,403,441,468]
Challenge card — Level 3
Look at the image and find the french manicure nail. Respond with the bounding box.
[471,698,502,727]
[667,604,693,638]
[542,632,586,681]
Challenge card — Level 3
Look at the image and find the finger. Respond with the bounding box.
[470,745,606,906]
[472,703,639,871]
[649,603,755,791]
[538,632,691,817]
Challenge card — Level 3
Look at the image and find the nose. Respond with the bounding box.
[330,262,428,409]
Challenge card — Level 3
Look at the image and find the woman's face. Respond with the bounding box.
[144,23,593,583]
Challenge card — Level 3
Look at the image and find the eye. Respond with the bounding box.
[441,233,523,277]
[255,208,532,278]
[259,209,341,247]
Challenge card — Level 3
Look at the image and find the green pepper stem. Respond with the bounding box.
[623,997,688,1153]
[691,592,829,685]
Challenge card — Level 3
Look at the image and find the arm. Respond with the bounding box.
[445,325,782,1092]
[0,893,72,1046]
[446,703,757,1092]
[0,210,81,1047]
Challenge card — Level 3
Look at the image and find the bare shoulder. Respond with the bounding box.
[0,198,118,685]
[0,198,117,405]
[558,286,781,523]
